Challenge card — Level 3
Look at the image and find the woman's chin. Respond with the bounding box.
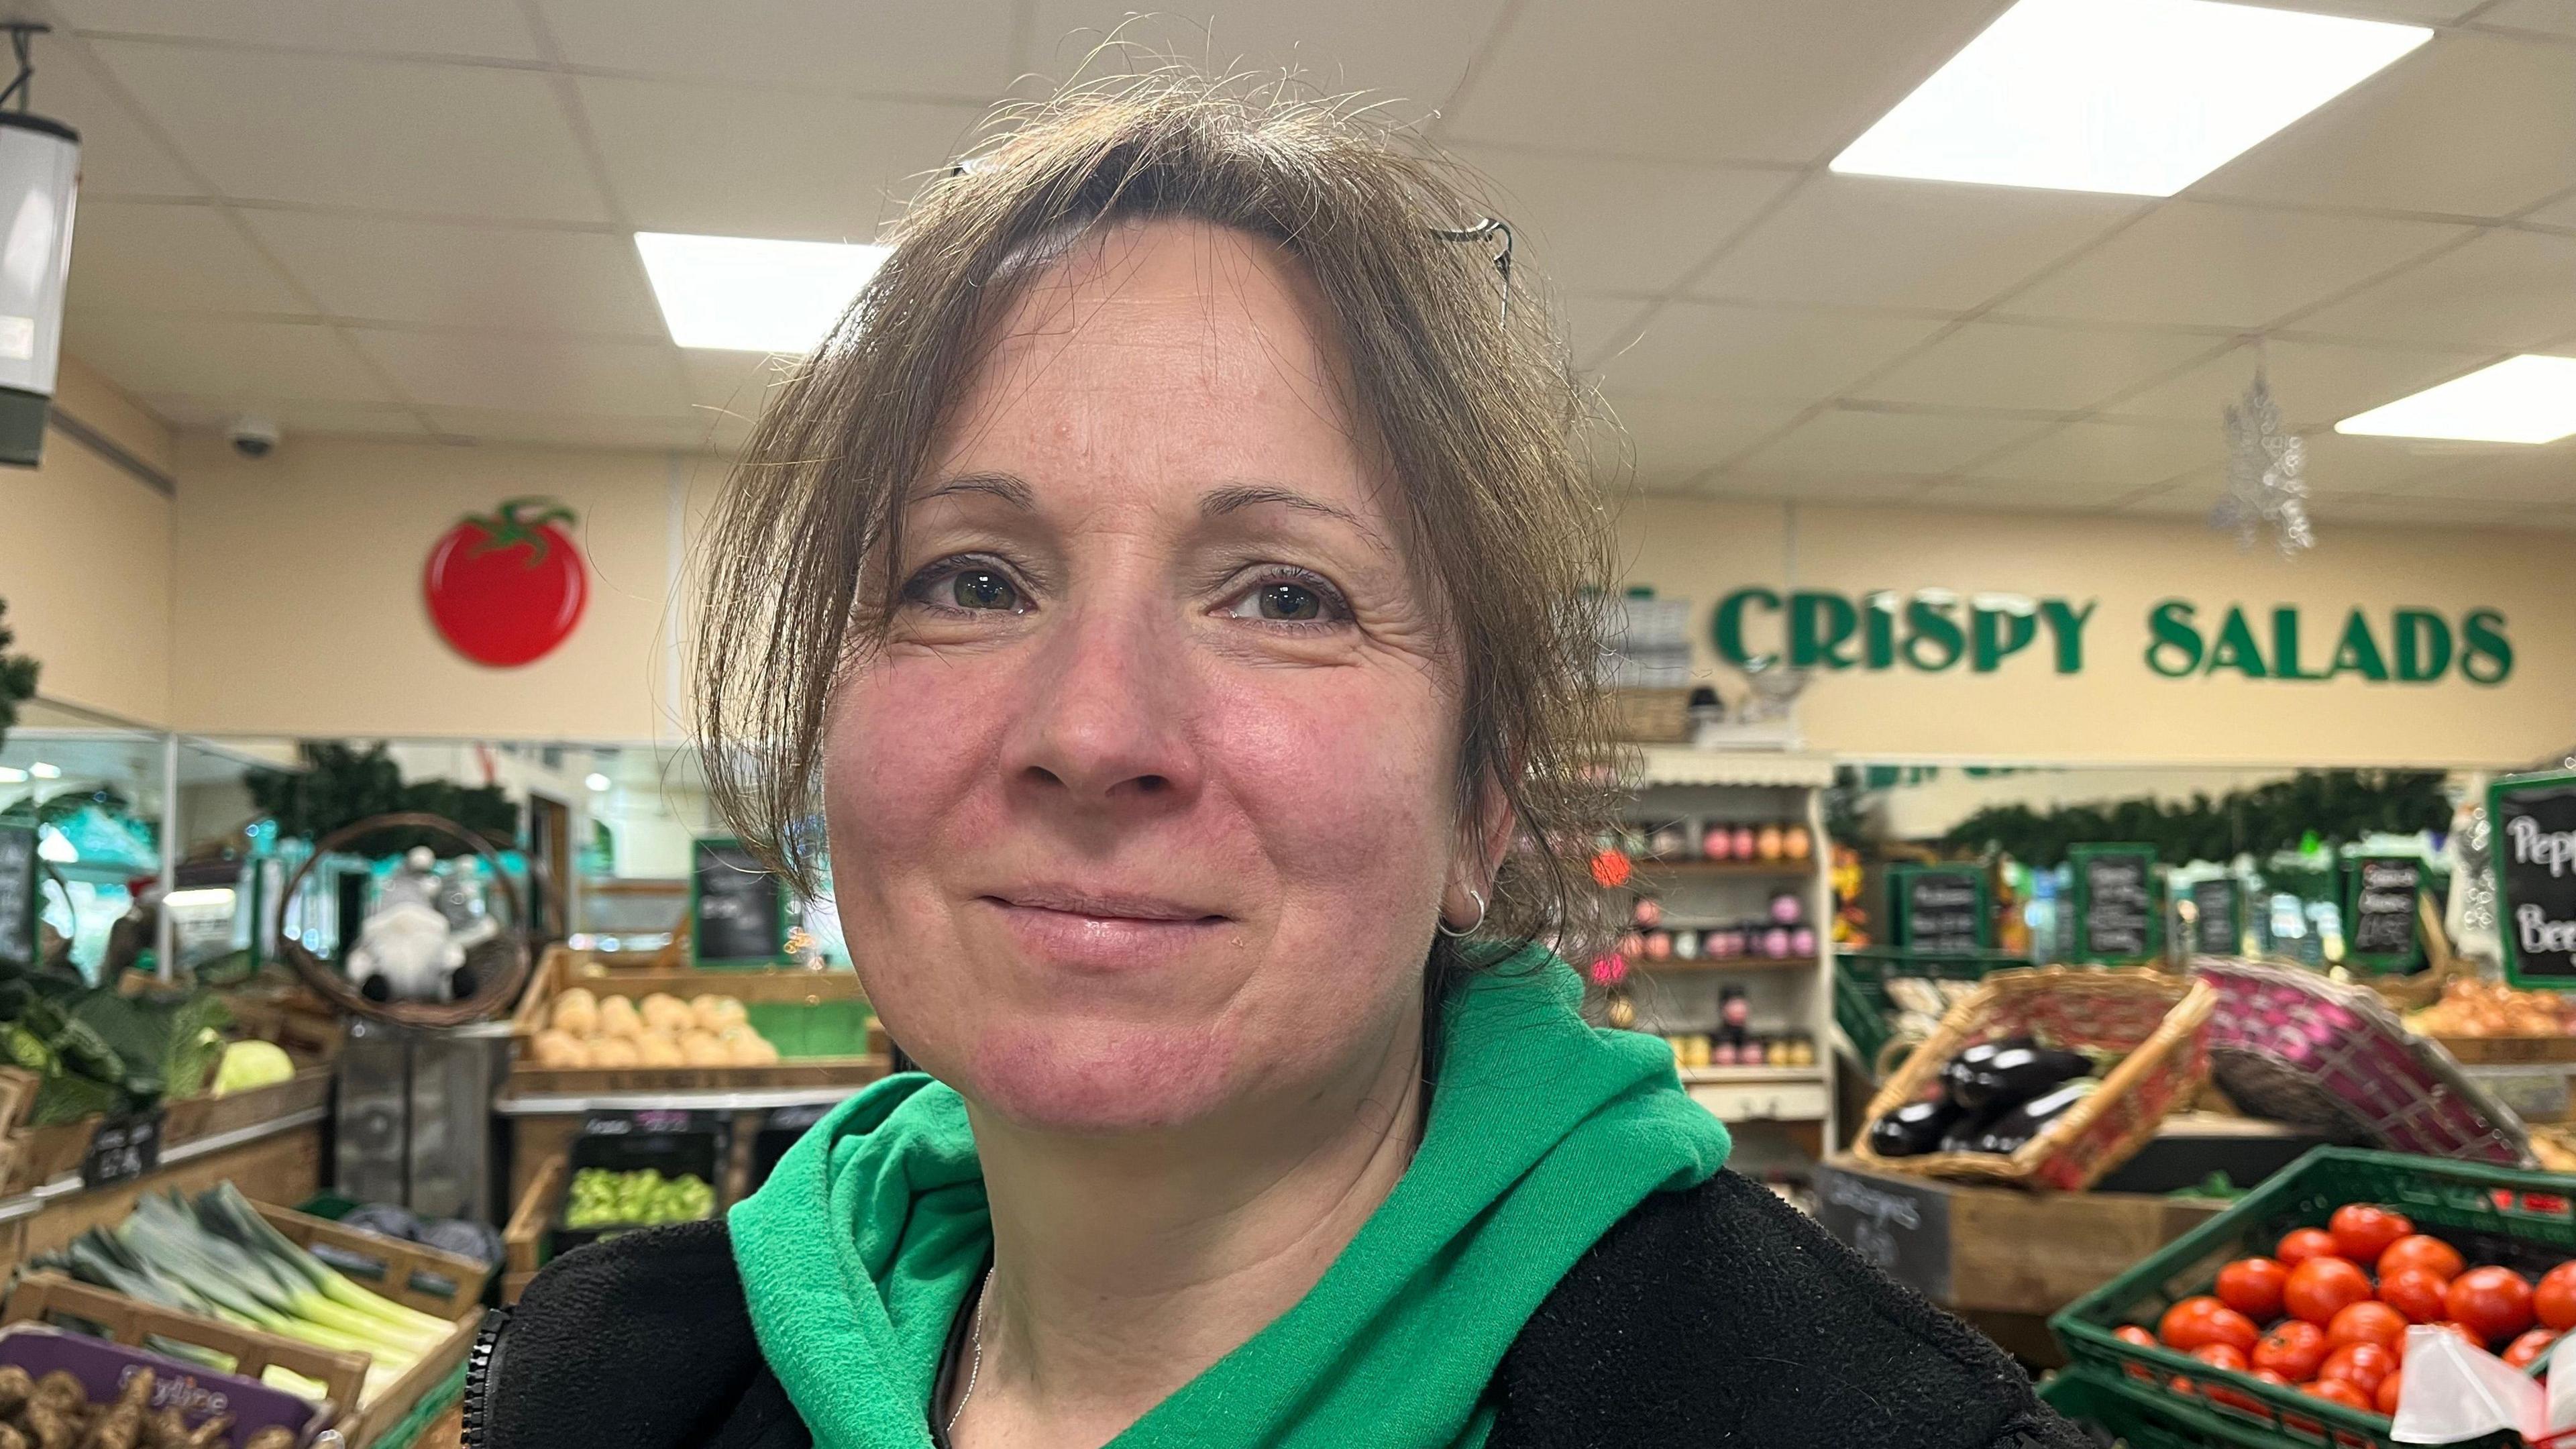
[958,1020,1248,1134]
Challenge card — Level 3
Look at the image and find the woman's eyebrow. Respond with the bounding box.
[1200,482,1388,552]
[918,471,1038,508]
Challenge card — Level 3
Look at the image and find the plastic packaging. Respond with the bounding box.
[2392,1324,2543,1444]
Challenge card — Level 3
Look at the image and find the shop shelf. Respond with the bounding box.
[1632,953,1821,975]
[1631,859,1815,880]
[2053,1146,2575,1449]
[1676,1065,1823,1085]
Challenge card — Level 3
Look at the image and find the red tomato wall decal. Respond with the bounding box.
[423,498,588,667]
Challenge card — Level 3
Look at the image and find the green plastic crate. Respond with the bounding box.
[1834,946,2025,1073]
[2042,1366,2290,1449]
[2053,1146,2576,1449]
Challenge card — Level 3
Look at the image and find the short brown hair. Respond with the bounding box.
[696,69,1620,973]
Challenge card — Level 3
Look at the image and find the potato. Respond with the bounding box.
[531,1030,591,1068]
[639,994,692,1035]
[692,995,749,1033]
[588,1036,641,1067]
[596,996,643,1039]
[678,1032,730,1067]
[549,988,600,1038]
[729,1032,780,1066]
[635,1033,684,1067]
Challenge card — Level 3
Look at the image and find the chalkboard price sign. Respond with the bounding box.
[691,837,787,967]
[2491,770,2576,988]
[1813,1164,1951,1304]
[2343,854,2424,973]
[80,1110,163,1189]
[1890,865,1988,953]
[0,826,32,970]
[2189,876,2244,958]
[2072,843,2159,963]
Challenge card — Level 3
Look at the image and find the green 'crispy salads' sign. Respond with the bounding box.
[1712,588,2511,686]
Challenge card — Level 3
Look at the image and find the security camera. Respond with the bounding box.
[227,415,280,458]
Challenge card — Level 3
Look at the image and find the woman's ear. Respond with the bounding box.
[1442,772,1515,926]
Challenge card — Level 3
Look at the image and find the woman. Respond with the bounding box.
[470,76,2083,1449]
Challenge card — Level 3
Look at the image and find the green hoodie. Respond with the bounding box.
[729,951,1731,1448]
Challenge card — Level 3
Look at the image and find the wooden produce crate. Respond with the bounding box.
[500,1155,566,1303]
[506,947,892,1094]
[0,1059,334,1195]
[2432,1032,2576,1065]
[4,1272,369,1418]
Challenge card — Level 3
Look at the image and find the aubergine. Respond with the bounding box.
[1939,1036,2035,1104]
[1868,1098,1962,1158]
[1949,1044,2090,1114]
[1964,1078,2099,1155]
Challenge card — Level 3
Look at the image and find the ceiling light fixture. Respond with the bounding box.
[26,761,55,778]
[1831,0,2429,197]
[635,231,892,353]
[584,772,612,792]
[2335,356,2576,444]
[0,766,23,784]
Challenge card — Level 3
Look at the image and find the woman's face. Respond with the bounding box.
[824,218,1479,1134]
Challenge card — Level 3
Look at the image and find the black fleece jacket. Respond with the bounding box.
[465,1169,2087,1448]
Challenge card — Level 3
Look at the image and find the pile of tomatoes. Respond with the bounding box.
[2114,1203,2576,1421]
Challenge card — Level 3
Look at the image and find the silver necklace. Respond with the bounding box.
[945,1267,994,1438]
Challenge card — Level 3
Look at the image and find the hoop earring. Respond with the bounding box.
[1436,889,1487,939]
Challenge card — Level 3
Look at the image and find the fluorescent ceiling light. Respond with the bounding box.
[2336,356,2576,444]
[635,231,892,353]
[0,767,22,784]
[584,772,612,792]
[1832,0,2430,197]
[26,761,56,779]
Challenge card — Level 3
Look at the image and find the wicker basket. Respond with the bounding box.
[1850,965,2216,1191]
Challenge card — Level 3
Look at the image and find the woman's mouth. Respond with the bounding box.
[977,887,1233,970]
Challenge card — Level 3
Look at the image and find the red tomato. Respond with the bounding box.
[2319,1342,2398,1398]
[2447,1267,2536,1344]
[2378,1267,2452,1325]
[2253,1320,2329,1381]
[2161,1295,2228,1349]
[2330,1204,2414,1265]
[2375,1368,2403,1415]
[2377,1234,2466,1283]
[2279,1228,2341,1267]
[2303,1377,2373,1411]
[2253,1367,2294,1387]
[2192,1343,2250,1372]
[422,498,590,667]
[2286,1256,2375,1327]
[2217,1257,2289,1322]
[2504,1328,2559,1368]
[2327,1301,2408,1352]
[2116,1324,2159,1381]
[2536,1262,2576,1332]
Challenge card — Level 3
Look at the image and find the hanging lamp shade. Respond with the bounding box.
[0,108,75,467]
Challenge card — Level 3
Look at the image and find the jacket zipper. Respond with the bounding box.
[460,1305,511,1449]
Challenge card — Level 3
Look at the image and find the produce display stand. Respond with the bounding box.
[1813,1156,2226,1365]
[499,1153,564,1303]
[2052,1146,2576,1449]
[4,1273,368,1424]
[2040,1365,2277,1449]
[0,1109,327,1269]
[1832,946,2031,1082]
[0,1058,334,1195]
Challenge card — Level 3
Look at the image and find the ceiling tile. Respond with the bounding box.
[2100,338,2490,429]
[1855,321,2223,413]
[2397,443,2576,502]
[1451,147,1794,297]
[2289,429,2491,492]
[1698,472,1937,504]
[1996,202,2469,331]
[66,202,309,315]
[2292,229,2576,350]
[1593,393,1808,488]
[244,212,663,336]
[1916,476,2138,510]
[423,405,743,451]
[1442,0,2000,164]
[2196,34,2576,220]
[537,0,1014,95]
[1691,174,2139,311]
[353,331,686,416]
[90,42,610,221]
[578,76,979,240]
[1599,301,1949,402]
[1963,419,2228,486]
[2479,0,2576,40]
[139,392,430,439]
[64,315,397,402]
[2313,0,2493,17]
[1028,0,1515,109]
[38,37,198,196]
[679,350,802,431]
[1561,294,1657,372]
[54,1,541,60]
[1732,407,2045,476]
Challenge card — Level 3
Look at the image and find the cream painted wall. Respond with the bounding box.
[1613,496,2576,769]
[168,436,724,741]
[0,357,174,726]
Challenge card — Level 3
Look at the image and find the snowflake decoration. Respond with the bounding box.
[2210,370,2314,556]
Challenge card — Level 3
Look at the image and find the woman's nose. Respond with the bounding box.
[998,592,1202,811]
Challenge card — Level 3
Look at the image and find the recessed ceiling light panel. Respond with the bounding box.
[2336,355,2576,444]
[1832,0,2430,197]
[635,231,893,353]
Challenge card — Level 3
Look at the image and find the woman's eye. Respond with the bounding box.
[949,568,1020,611]
[1256,582,1321,621]
[1222,573,1346,624]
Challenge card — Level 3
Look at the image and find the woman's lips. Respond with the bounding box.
[978,889,1231,971]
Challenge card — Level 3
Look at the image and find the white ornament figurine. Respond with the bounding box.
[2211,370,2314,557]
[347,846,478,1004]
